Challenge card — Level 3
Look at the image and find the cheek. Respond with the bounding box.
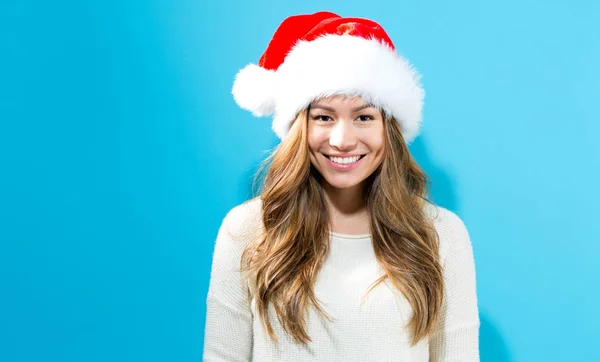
[364,133,385,152]
[307,128,329,151]
[373,127,386,152]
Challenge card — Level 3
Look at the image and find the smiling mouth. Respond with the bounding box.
[323,154,367,159]
[322,153,367,164]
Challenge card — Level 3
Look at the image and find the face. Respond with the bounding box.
[307,95,386,190]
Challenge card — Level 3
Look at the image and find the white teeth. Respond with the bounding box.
[329,155,361,164]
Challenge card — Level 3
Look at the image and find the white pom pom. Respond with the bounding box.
[231,63,276,116]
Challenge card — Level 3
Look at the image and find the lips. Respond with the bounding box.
[322,153,366,171]
[323,153,366,160]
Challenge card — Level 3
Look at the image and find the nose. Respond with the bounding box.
[329,119,357,151]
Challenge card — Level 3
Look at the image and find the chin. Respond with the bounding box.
[321,175,364,189]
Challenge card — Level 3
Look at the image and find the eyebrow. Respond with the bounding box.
[310,103,376,113]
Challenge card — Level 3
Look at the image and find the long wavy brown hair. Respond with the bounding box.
[239,103,443,347]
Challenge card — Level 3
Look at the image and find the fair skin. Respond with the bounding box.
[307,95,386,235]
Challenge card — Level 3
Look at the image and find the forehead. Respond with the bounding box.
[310,94,373,108]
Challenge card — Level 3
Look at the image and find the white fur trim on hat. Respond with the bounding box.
[232,63,276,117]
[232,35,425,143]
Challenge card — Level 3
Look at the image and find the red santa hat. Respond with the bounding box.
[232,11,425,143]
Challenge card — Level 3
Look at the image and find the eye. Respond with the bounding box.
[312,115,332,122]
[358,115,375,122]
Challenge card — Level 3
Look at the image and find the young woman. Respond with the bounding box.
[203,11,480,362]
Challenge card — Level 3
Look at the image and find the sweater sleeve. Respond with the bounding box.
[429,208,481,362]
[203,205,254,362]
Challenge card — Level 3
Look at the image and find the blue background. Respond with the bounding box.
[1,1,598,361]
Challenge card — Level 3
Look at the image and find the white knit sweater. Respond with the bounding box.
[203,197,480,361]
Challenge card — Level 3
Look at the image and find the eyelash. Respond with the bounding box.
[311,115,374,122]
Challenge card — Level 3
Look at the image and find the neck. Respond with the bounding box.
[321,181,366,216]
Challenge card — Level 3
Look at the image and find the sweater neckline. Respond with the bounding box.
[329,231,372,240]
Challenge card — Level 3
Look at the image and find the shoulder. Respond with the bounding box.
[222,196,264,244]
[424,202,469,239]
[423,202,473,263]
